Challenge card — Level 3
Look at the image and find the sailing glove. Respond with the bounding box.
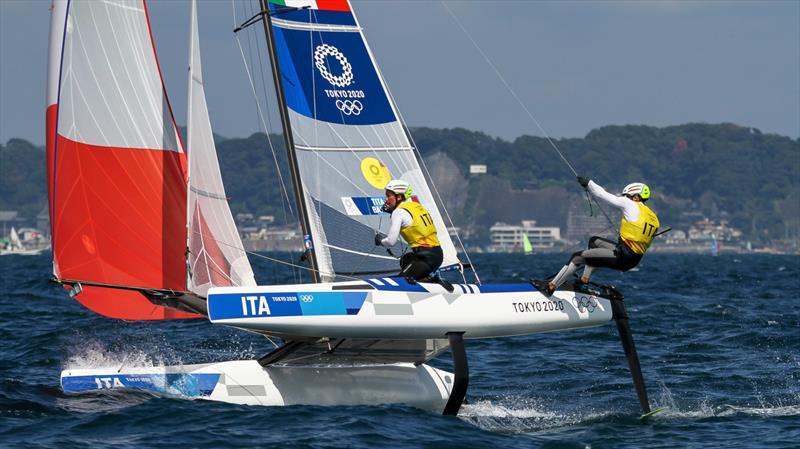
[577,176,590,188]
[374,233,387,246]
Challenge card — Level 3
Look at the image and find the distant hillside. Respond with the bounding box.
[0,138,46,220]
[2,123,798,243]
[411,124,800,242]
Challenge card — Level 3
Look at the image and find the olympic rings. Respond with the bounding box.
[576,295,598,313]
[335,99,363,115]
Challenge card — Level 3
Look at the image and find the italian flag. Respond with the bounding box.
[270,0,351,12]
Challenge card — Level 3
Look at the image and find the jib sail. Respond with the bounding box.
[47,0,194,319]
[186,0,256,297]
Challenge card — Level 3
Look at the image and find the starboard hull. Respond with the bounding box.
[207,278,613,339]
[61,361,452,411]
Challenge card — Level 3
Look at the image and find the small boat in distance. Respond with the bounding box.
[0,227,49,256]
[522,232,533,255]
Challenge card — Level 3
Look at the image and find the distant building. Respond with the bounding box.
[235,213,255,226]
[662,229,688,246]
[239,226,261,238]
[243,225,303,252]
[447,226,460,238]
[469,164,487,175]
[688,218,742,242]
[489,220,561,252]
[566,207,617,242]
[447,225,478,243]
[257,215,275,225]
[679,211,705,224]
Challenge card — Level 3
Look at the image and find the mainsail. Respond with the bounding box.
[46,0,196,319]
[9,227,22,250]
[186,0,256,297]
[263,0,461,281]
[522,233,533,255]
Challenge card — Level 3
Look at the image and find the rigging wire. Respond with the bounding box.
[440,1,617,231]
[271,7,458,281]
[314,1,479,284]
[366,23,479,283]
[187,226,354,281]
[308,11,413,198]
[440,1,579,179]
[394,120,477,285]
[231,0,294,217]
[233,0,303,283]
[588,193,617,228]
[233,3,401,282]
[309,10,430,280]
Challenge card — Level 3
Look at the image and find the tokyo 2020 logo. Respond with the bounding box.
[314,44,353,87]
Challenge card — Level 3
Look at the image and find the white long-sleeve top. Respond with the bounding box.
[380,208,413,247]
[587,180,641,222]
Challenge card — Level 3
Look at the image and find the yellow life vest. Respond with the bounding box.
[397,201,440,248]
[619,202,660,255]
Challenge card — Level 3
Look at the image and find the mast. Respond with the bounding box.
[185,0,196,291]
[258,0,320,282]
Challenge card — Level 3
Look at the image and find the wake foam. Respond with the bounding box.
[656,402,800,420]
[457,398,613,433]
[64,341,156,370]
[652,382,800,420]
[59,340,190,411]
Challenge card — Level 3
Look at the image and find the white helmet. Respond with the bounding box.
[621,182,651,200]
[384,179,412,199]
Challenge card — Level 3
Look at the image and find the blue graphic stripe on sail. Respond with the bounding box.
[342,196,388,215]
[274,27,311,117]
[271,26,396,125]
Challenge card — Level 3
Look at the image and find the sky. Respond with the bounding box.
[1,0,798,146]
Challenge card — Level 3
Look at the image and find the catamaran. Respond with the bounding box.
[48,0,657,416]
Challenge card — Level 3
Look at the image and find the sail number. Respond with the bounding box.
[420,213,433,227]
[241,295,273,316]
[94,377,124,389]
[512,300,564,313]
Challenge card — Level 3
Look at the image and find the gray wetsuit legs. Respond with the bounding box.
[551,236,640,289]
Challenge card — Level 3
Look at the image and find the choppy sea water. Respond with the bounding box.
[1,253,798,448]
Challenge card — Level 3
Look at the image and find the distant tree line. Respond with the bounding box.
[411,123,800,243]
[2,123,797,243]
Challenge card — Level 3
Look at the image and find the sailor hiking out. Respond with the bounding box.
[375,180,443,281]
[546,177,660,295]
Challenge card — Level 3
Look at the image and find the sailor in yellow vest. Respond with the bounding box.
[374,180,443,280]
[546,177,660,295]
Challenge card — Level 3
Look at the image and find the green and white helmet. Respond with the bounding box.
[621,182,651,200]
[384,179,413,199]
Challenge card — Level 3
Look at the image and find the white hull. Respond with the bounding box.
[61,361,452,411]
[208,278,612,339]
[1,247,47,256]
